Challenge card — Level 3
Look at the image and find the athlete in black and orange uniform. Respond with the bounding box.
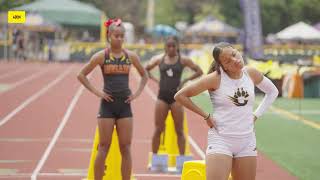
[98,48,133,119]
[145,36,203,171]
[77,18,148,180]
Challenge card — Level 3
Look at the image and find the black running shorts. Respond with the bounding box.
[157,90,177,105]
[97,97,132,119]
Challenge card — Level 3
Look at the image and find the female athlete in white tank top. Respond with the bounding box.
[175,42,278,180]
[210,66,255,137]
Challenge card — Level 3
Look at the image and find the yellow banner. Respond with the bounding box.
[8,11,26,24]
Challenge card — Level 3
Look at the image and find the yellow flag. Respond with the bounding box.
[8,11,26,24]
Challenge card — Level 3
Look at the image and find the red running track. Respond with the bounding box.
[0,61,297,180]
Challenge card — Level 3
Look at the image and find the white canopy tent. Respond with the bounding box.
[276,22,320,41]
[185,16,239,37]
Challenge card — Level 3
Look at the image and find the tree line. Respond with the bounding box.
[1,0,319,35]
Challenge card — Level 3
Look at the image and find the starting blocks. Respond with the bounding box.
[148,111,193,172]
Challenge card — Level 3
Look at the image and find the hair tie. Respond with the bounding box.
[104,19,113,28]
[104,18,122,28]
[104,18,122,36]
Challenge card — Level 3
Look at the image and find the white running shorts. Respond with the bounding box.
[206,128,257,158]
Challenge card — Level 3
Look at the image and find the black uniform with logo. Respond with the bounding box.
[158,55,184,104]
[98,48,132,119]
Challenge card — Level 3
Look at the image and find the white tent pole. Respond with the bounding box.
[146,0,154,32]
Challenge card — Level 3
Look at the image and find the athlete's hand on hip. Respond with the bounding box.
[125,93,138,103]
[206,116,217,130]
[253,114,257,123]
[98,91,113,102]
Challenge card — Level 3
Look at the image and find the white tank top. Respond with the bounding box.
[209,67,255,137]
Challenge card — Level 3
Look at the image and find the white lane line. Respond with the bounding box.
[133,72,206,159]
[40,172,87,176]
[287,110,320,114]
[188,136,205,159]
[270,106,320,130]
[134,173,180,177]
[31,72,92,180]
[0,84,10,92]
[57,148,91,152]
[0,160,32,163]
[2,69,50,93]
[0,138,49,142]
[0,138,92,143]
[0,68,26,80]
[250,99,320,130]
[263,110,320,115]
[1,172,181,178]
[0,67,72,127]
[0,169,18,176]
[144,84,157,100]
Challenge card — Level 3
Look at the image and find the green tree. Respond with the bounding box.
[260,0,320,35]
[216,0,242,28]
[301,0,320,24]
[194,3,225,22]
[154,0,174,25]
[175,0,203,24]
[0,0,34,11]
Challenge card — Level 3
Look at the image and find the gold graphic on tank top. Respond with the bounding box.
[104,64,130,74]
[228,87,249,106]
[104,54,131,74]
